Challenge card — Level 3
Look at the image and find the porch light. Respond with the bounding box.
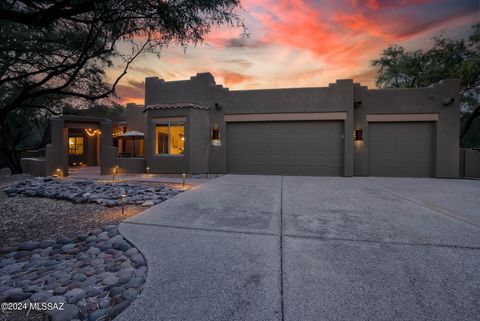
[354,129,364,141]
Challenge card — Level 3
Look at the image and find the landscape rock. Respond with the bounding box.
[48,303,79,321]
[65,288,86,304]
[4,177,182,207]
[0,224,146,320]
[19,240,40,251]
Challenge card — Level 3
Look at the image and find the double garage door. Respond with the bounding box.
[226,121,343,176]
[226,120,434,177]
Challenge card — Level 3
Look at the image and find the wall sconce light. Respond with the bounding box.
[354,129,364,141]
[211,128,221,146]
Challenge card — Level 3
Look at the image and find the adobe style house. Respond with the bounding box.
[41,72,460,177]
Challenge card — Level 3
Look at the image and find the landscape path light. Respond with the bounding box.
[112,165,119,182]
[182,173,186,187]
[121,194,126,214]
[146,166,150,177]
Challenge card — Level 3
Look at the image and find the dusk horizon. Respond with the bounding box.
[113,0,479,104]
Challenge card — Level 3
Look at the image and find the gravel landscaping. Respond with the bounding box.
[0,225,146,321]
[0,174,185,320]
[5,176,182,207]
[0,177,183,247]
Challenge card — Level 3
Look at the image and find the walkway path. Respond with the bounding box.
[68,166,211,186]
[116,175,480,321]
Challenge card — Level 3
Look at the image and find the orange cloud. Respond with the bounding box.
[216,71,254,86]
[115,82,144,104]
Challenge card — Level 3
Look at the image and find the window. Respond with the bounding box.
[155,123,185,155]
[69,137,84,155]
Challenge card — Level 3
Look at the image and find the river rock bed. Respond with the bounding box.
[4,177,182,207]
[0,225,146,321]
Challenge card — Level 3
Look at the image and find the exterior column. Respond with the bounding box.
[45,118,68,176]
[100,121,116,175]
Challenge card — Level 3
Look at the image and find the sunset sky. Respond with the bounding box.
[112,0,479,104]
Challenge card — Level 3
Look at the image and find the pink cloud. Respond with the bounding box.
[215,71,254,86]
[352,0,438,10]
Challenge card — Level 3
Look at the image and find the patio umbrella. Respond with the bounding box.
[115,130,144,157]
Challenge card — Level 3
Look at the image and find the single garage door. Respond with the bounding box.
[226,121,343,176]
[368,122,434,177]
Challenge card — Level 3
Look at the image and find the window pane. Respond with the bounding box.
[155,125,169,154]
[76,137,84,155]
[69,137,84,155]
[69,137,76,155]
[169,123,185,155]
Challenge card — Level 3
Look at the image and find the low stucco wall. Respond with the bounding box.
[21,158,46,177]
[116,158,146,174]
[460,149,480,178]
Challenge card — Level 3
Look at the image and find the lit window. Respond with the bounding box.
[68,137,84,155]
[155,123,185,155]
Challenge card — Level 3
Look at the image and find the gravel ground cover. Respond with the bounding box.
[0,177,183,247]
[5,177,182,207]
[0,174,185,321]
[0,225,146,321]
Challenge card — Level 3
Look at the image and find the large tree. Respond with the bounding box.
[0,0,243,173]
[371,24,480,147]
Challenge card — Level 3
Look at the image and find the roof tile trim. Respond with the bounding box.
[144,103,210,111]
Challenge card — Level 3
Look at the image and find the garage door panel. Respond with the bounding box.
[368,122,434,177]
[226,121,343,176]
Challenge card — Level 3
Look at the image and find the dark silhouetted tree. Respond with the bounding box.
[371,24,480,147]
[0,0,244,173]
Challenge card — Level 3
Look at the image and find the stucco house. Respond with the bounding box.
[42,72,461,178]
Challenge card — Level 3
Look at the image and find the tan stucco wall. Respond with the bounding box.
[141,73,460,177]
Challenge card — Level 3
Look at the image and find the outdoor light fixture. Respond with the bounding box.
[354,129,364,141]
[112,165,119,182]
[121,194,126,214]
[85,128,101,136]
[182,173,186,187]
[442,98,455,105]
[211,128,221,146]
[55,168,61,177]
[146,166,150,175]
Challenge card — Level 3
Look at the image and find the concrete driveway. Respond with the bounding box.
[117,175,480,321]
